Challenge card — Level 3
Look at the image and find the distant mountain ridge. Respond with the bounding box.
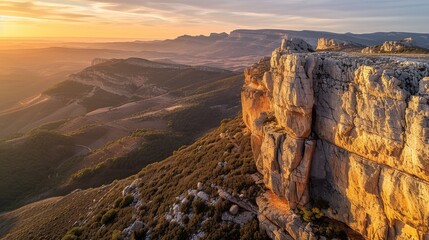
[62,29,429,71]
[228,29,429,48]
[86,29,429,52]
[2,29,428,113]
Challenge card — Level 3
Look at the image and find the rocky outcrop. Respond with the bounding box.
[91,58,111,66]
[362,37,429,54]
[279,37,315,53]
[242,38,429,239]
[316,38,364,52]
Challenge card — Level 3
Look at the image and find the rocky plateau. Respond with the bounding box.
[362,38,429,54]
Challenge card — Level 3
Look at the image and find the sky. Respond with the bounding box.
[0,0,428,39]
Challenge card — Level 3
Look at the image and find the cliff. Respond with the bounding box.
[242,38,429,239]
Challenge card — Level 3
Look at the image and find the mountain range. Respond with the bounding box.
[2,29,429,113]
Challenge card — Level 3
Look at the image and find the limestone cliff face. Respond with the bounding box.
[242,38,429,240]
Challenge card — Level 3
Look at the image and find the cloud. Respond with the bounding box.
[0,1,95,22]
[1,0,428,37]
[78,0,429,32]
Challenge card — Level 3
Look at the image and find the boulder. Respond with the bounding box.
[197,182,203,191]
[196,191,209,202]
[229,205,239,215]
[280,37,314,53]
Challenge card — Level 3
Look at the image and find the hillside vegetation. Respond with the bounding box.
[0,117,270,240]
[0,130,76,211]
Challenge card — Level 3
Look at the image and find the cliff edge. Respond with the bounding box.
[242,38,429,239]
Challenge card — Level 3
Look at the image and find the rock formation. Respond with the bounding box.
[91,58,110,66]
[362,37,429,54]
[242,38,429,239]
[316,38,364,52]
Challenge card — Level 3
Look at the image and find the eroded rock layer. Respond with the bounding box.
[242,39,429,240]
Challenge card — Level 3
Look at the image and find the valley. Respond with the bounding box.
[0,57,242,212]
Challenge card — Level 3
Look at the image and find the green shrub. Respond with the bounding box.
[61,234,78,240]
[68,227,83,236]
[219,118,232,133]
[240,219,270,240]
[101,209,118,225]
[114,197,123,208]
[215,198,230,213]
[311,207,324,219]
[121,194,134,208]
[192,198,206,214]
[296,207,324,222]
[111,194,134,209]
[111,229,123,240]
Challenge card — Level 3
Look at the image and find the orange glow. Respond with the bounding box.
[0,18,235,40]
[0,0,236,40]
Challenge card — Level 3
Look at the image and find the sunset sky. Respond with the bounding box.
[1,0,428,39]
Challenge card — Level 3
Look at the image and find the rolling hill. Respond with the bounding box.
[0,117,270,240]
[0,58,242,212]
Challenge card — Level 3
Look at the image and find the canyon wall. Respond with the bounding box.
[242,38,429,240]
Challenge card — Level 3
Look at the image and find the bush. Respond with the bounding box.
[240,219,270,240]
[112,229,123,240]
[101,209,118,225]
[296,207,324,222]
[214,198,230,213]
[61,234,78,240]
[121,195,134,208]
[61,227,82,240]
[311,207,324,219]
[68,227,83,236]
[192,198,206,214]
[114,197,123,208]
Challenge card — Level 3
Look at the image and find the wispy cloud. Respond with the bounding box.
[0,1,94,22]
[79,0,429,32]
[1,0,428,38]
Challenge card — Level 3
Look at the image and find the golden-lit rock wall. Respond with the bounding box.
[242,38,429,239]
